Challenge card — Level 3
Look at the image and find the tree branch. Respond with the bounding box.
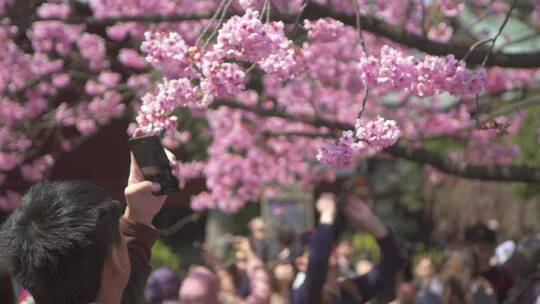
[213,100,540,184]
[298,3,540,68]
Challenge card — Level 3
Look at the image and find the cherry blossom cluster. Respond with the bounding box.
[215,9,278,62]
[77,33,110,70]
[187,104,329,212]
[141,31,198,79]
[137,9,300,134]
[36,3,71,18]
[434,0,465,17]
[360,46,486,98]
[316,130,358,168]
[0,191,21,212]
[215,9,301,80]
[118,49,147,70]
[0,0,536,213]
[317,117,401,168]
[356,116,401,151]
[303,18,347,43]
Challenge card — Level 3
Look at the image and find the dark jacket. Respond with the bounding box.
[120,217,160,304]
[482,265,514,303]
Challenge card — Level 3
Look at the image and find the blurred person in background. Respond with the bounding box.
[274,227,296,264]
[248,217,271,264]
[504,234,540,304]
[465,222,513,302]
[414,256,441,304]
[270,262,295,304]
[178,266,220,304]
[416,244,497,304]
[290,194,405,304]
[336,239,357,279]
[145,267,182,304]
[195,237,271,304]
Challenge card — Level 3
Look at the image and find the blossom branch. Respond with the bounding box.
[3,2,540,68]
[214,99,540,183]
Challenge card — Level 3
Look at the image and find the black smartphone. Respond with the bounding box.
[128,135,180,195]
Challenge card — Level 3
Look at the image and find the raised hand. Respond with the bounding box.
[123,131,180,226]
[316,192,337,224]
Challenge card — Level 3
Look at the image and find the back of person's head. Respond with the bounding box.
[178,266,219,304]
[145,267,182,304]
[0,181,122,304]
[465,222,496,245]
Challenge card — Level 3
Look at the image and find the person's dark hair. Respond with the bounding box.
[144,267,182,304]
[464,222,496,245]
[276,227,295,248]
[0,181,123,304]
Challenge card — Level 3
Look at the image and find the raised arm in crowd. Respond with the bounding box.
[291,193,405,304]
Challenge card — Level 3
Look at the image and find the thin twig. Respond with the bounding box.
[422,93,540,141]
[203,0,234,48]
[266,0,271,23]
[353,0,367,53]
[354,0,370,120]
[196,0,227,46]
[160,213,203,236]
[263,130,336,138]
[482,0,518,66]
[462,37,494,62]
[357,87,370,119]
[289,0,310,36]
[259,0,270,21]
[474,0,518,126]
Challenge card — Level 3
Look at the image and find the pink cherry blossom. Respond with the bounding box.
[304,18,346,43]
[355,116,401,152]
[317,130,361,168]
[77,33,110,70]
[141,31,198,79]
[427,22,453,43]
[37,3,71,19]
[20,154,55,182]
[215,9,277,62]
[118,48,147,70]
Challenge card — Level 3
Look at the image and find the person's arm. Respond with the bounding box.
[121,142,180,304]
[120,217,160,304]
[340,199,405,303]
[303,193,337,304]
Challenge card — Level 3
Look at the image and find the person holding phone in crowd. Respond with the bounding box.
[0,137,180,304]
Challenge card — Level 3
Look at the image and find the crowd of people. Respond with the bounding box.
[0,150,538,304]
